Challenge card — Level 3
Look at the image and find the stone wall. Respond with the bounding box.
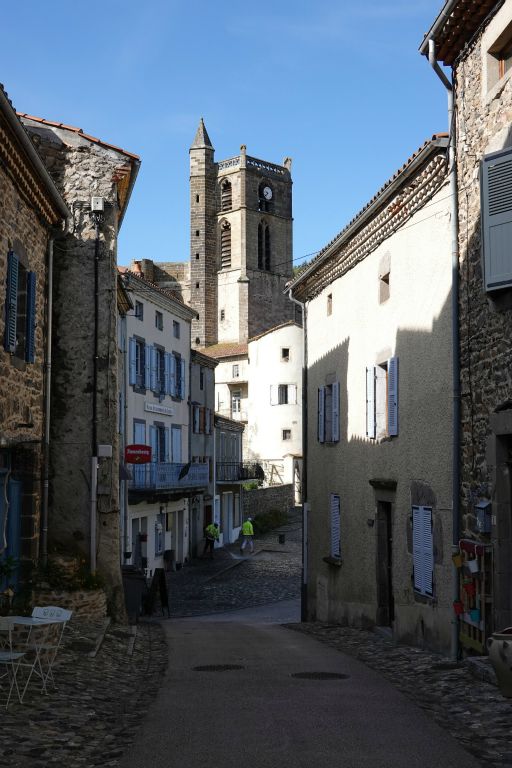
[31,588,107,619]
[453,7,512,530]
[243,484,294,518]
[22,119,127,618]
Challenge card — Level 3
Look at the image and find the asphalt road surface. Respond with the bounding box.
[121,602,483,768]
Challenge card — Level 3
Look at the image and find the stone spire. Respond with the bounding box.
[191,118,213,150]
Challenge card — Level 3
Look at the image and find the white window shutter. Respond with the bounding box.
[144,345,152,390]
[366,367,376,438]
[318,387,325,443]
[387,357,399,436]
[332,381,340,442]
[330,493,341,559]
[270,385,278,405]
[289,384,298,405]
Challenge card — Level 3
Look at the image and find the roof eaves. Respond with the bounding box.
[288,135,448,294]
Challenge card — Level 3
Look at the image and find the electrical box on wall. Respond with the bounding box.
[476,500,492,533]
[91,196,104,212]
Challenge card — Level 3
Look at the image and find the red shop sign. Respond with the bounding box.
[125,444,152,464]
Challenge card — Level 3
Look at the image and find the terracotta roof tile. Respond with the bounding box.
[198,342,248,359]
[17,113,140,160]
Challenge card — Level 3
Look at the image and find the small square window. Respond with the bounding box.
[282,429,291,441]
[281,348,290,362]
[196,282,200,289]
[232,364,239,378]
[196,230,200,237]
[379,272,390,304]
[327,294,332,316]
[200,367,204,390]
[196,253,200,260]
[173,320,180,339]
[220,309,225,321]
[155,311,163,331]
[196,194,200,203]
[135,301,143,320]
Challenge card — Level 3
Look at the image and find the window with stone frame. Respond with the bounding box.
[486,18,512,93]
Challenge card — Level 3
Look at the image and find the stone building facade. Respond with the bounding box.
[421,0,512,650]
[19,115,140,616]
[0,86,68,595]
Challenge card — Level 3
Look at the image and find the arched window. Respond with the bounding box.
[265,225,271,271]
[221,180,232,212]
[258,223,263,270]
[220,221,231,269]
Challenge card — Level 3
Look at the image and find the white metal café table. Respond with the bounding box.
[7,616,68,699]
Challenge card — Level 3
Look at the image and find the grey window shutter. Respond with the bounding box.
[164,428,170,463]
[481,148,512,291]
[332,381,340,442]
[387,357,399,436]
[170,354,177,396]
[318,386,325,443]
[366,366,376,438]
[25,271,36,363]
[4,251,18,353]
[129,338,137,385]
[330,493,341,559]
[412,505,423,593]
[164,352,171,394]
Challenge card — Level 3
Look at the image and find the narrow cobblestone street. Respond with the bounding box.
[2,510,512,767]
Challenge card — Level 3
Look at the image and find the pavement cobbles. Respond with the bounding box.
[0,618,167,768]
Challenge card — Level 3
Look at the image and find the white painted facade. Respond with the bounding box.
[290,138,455,654]
[247,322,303,486]
[119,271,200,578]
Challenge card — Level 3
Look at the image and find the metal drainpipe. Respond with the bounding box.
[288,289,308,621]
[428,39,461,661]
[122,312,129,561]
[90,217,101,573]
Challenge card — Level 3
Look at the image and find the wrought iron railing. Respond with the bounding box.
[128,462,209,491]
[216,462,264,483]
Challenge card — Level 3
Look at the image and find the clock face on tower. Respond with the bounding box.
[263,186,273,201]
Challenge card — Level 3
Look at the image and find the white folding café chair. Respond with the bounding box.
[0,618,27,707]
[30,606,72,689]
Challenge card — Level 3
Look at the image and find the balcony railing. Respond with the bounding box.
[128,462,209,491]
[216,462,264,483]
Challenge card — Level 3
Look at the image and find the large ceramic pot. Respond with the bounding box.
[487,627,512,697]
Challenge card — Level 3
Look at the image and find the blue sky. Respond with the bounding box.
[4,1,447,269]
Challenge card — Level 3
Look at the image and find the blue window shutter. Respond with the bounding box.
[150,346,157,392]
[366,366,376,438]
[25,271,36,363]
[149,426,158,462]
[4,251,18,353]
[129,338,137,385]
[144,345,151,390]
[170,355,177,397]
[332,381,340,442]
[481,148,512,291]
[412,506,434,596]
[164,428,170,462]
[318,387,325,443]
[387,357,399,436]
[180,359,186,399]
[164,352,171,394]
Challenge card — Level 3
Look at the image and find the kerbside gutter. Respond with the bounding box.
[427,38,461,662]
